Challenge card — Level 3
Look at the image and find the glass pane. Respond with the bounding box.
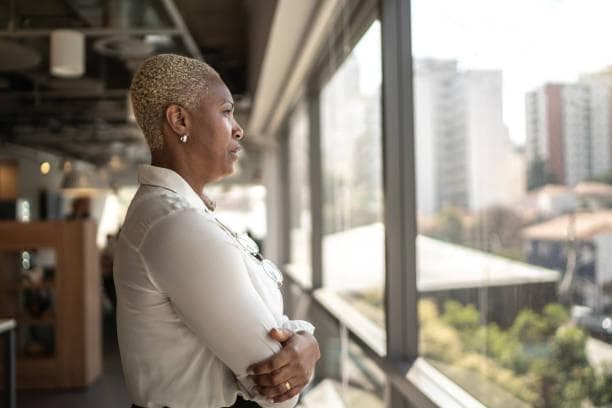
[320,21,385,328]
[413,0,612,406]
[206,184,267,251]
[288,100,312,284]
[302,336,384,408]
[0,248,57,358]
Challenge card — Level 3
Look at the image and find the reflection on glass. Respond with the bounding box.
[0,248,56,358]
[320,21,385,327]
[339,340,384,408]
[302,337,384,408]
[288,101,312,284]
[412,0,612,406]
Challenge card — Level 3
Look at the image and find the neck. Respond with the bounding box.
[151,149,215,209]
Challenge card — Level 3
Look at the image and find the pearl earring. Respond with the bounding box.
[180,134,188,143]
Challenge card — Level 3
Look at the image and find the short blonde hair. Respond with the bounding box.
[130,54,219,151]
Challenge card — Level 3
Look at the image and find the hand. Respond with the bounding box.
[248,328,320,403]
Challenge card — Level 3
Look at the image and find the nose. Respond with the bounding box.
[233,119,245,141]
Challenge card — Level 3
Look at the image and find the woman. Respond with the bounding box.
[114,54,320,408]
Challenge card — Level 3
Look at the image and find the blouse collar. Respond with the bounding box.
[137,164,212,212]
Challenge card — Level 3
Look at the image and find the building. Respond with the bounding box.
[525,70,612,187]
[523,211,612,310]
[414,59,524,216]
[321,222,560,327]
[418,236,560,327]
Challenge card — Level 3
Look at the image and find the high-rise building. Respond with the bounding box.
[525,69,612,187]
[414,59,523,216]
[525,84,565,183]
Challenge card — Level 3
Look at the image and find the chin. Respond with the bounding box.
[221,165,236,179]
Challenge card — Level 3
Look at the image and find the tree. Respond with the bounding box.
[531,326,589,407]
[528,156,557,191]
[442,300,480,331]
[511,309,548,343]
[427,206,466,244]
[590,168,612,185]
[467,205,526,260]
[541,303,569,336]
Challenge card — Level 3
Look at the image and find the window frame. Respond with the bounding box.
[278,0,487,406]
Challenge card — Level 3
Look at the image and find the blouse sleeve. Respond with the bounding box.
[141,208,300,408]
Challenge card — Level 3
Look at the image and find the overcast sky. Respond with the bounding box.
[411,0,612,145]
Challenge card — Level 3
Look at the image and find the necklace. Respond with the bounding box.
[200,192,216,211]
[210,216,283,288]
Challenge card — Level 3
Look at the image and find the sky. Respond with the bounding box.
[410,0,612,145]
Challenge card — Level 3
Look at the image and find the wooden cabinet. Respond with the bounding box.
[0,220,102,389]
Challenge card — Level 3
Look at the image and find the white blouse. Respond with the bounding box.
[114,165,314,408]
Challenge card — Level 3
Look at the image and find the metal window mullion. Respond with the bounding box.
[308,87,324,290]
[381,0,418,406]
[279,127,295,311]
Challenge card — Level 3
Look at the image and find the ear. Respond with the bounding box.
[164,104,191,137]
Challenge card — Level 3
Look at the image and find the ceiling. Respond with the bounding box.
[0,0,259,173]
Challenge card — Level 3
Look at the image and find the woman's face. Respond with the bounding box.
[190,78,244,181]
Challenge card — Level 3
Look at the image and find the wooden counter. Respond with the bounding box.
[0,220,101,389]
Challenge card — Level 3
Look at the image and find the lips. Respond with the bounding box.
[229,145,241,159]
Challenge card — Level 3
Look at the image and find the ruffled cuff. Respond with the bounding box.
[280,318,315,335]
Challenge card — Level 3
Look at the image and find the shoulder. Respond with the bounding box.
[121,187,215,248]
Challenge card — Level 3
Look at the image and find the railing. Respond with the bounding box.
[283,268,485,408]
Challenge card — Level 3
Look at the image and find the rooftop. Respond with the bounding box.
[522,211,612,241]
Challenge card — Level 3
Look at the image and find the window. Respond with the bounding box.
[412,0,612,406]
[287,100,312,285]
[319,21,385,328]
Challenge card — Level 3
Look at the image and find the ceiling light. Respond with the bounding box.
[40,161,51,175]
[93,36,154,60]
[50,30,85,78]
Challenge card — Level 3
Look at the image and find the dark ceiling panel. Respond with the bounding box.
[0,0,251,167]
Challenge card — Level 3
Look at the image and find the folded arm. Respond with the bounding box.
[142,209,305,407]
[248,328,320,402]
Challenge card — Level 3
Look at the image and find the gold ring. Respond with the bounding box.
[284,381,291,391]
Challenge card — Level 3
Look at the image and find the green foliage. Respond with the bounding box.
[590,168,612,185]
[473,324,530,374]
[550,326,588,370]
[469,206,526,255]
[425,206,466,244]
[419,299,463,363]
[418,299,612,407]
[588,370,612,406]
[456,352,540,405]
[442,300,480,332]
[528,156,557,191]
[530,326,591,407]
[420,318,464,364]
[542,303,569,336]
[511,309,548,343]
